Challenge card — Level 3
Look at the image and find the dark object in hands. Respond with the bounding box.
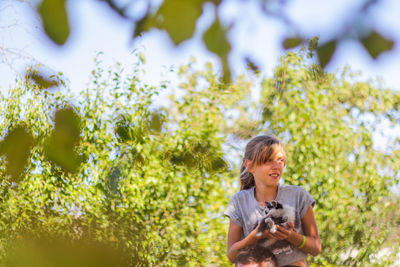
[256,200,300,253]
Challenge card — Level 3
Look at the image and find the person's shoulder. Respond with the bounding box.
[231,187,254,201]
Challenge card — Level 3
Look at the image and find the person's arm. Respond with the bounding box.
[274,205,322,256]
[227,219,270,263]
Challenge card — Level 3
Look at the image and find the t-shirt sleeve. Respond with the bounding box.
[224,194,243,227]
[298,187,316,219]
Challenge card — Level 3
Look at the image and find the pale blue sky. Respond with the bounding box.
[1,0,400,94]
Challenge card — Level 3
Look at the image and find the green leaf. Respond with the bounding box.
[25,69,60,89]
[148,112,163,133]
[38,0,70,45]
[45,107,82,173]
[245,57,260,75]
[203,17,231,83]
[170,151,197,169]
[317,40,336,68]
[115,122,131,142]
[135,0,205,45]
[114,117,146,143]
[210,157,228,172]
[361,31,394,59]
[282,36,303,50]
[133,14,149,38]
[0,125,34,182]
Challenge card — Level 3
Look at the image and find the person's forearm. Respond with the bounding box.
[227,234,258,263]
[286,232,322,257]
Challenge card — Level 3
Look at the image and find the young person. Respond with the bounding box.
[225,135,321,266]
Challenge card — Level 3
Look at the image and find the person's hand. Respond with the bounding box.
[249,222,280,241]
[248,222,273,242]
[270,222,296,240]
[256,222,296,241]
[250,222,296,242]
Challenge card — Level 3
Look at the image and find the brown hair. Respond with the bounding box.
[240,135,286,190]
[236,244,276,265]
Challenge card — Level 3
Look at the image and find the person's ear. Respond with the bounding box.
[244,159,254,173]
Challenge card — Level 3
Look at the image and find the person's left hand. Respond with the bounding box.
[268,222,296,240]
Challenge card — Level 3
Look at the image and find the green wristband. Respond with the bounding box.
[298,235,306,249]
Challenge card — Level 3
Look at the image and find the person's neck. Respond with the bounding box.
[254,184,278,203]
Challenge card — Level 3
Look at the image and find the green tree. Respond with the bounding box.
[0,55,250,266]
[228,46,400,265]
[1,48,400,266]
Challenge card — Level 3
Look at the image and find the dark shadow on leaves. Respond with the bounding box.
[105,166,121,198]
[115,120,146,144]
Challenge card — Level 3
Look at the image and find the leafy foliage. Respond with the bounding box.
[1,48,400,266]
[0,56,240,266]
[256,48,400,265]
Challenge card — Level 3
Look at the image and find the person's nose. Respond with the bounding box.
[271,161,279,169]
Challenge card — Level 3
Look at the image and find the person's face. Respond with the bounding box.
[246,148,286,188]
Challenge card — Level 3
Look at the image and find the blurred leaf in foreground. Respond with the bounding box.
[203,16,231,83]
[45,107,83,173]
[361,30,394,59]
[2,234,126,267]
[317,40,337,68]
[0,125,34,182]
[148,111,163,133]
[38,0,70,45]
[282,36,303,50]
[135,0,205,45]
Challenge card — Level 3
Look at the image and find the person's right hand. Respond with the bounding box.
[249,222,276,242]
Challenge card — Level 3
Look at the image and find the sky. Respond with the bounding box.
[1,0,400,95]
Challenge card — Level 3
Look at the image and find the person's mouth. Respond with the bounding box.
[269,173,280,178]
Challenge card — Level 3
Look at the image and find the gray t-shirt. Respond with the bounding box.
[224,184,315,266]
